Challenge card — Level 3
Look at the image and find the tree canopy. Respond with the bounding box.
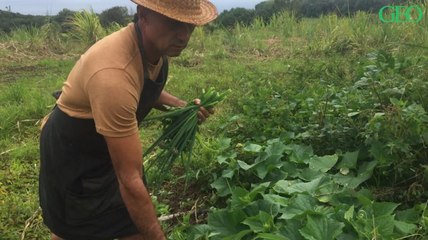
[215,0,407,28]
[0,10,47,33]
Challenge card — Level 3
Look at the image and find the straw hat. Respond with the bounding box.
[131,0,218,26]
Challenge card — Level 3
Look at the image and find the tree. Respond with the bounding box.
[53,8,75,24]
[53,8,76,32]
[255,1,276,21]
[216,8,255,27]
[99,6,129,27]
[0,10,47,33]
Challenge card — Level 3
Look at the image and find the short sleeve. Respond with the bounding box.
[86,69,142,137]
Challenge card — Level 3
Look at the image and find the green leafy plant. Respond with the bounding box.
[187,139,425,239]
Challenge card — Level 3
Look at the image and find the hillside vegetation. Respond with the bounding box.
[0,4,427,240]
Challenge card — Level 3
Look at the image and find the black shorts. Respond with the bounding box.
[39,107,139,239]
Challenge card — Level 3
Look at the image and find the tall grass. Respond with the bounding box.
[67,9,105,47]
[1,24,69,57]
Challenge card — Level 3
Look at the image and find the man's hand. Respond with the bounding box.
[154,90,214,124]
[193,98,214,124]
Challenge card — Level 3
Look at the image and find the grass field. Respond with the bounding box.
[0,9,427,239]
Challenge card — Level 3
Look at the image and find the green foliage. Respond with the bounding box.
[52,8,76,32]
[255,0,276,21]
[215,0,410,28]
[182,139,426,239]
[228,48,428,194]
[0,10,48,33]
[67,10,105,47]
[216,8,255,28]
[99,6,130,27]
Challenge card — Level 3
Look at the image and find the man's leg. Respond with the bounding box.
[51,233,63,240]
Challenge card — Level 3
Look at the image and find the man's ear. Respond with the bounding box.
[137,5,150,23]
[137,6,142,18]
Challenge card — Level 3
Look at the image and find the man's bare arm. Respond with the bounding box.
[153,90,186,110]
[105,133,165,240]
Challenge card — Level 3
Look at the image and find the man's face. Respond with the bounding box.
[142,10,196,57]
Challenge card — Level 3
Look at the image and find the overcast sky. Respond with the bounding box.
[1,0,265,16]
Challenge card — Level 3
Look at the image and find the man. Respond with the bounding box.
[39,0,218,239]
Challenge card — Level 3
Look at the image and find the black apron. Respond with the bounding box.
[39,22,168,240]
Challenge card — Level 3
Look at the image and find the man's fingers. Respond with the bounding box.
[197,111,206,123]
[193,98,214,124]
[199,107,210,118]
[193,98,201,105]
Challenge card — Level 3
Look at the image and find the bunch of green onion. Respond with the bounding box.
[143,87,228,183]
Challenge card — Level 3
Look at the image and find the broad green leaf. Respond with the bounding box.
[231,184,269,210]
[390,97,401,106]
[231,187,251,209]
[309,154,338,172]
[289,144,313,164]
[216,155,228,164]
[223,230,252,240]
[394,220,417,234]
[211,177,231,197]
[189,224,212,239]
[337,151,359,170]
[255,164,270,180]
[372,202,399,217]
[274,177,324,195]
[256,233,290,240]
[336,233,359,240]
[218,137,231,150]
[355,189,373,206]
[248,182,270,199]
[208,209,247,237]
[222,168,234,178]
[344,205,354,221]
[216,151,236,164]
[237,160,256,171]
[317,195,331,203]
[263,194,289,207]
[265,141,287,156]
[280,194,317,220]
[299,215,345,240]
[300,168,324,181]
[255,151,270,163]
[242,211,274,233]
[281,220,305,240]
[347,111,360,117]
[254,155,283,179]
[244,143,262,153]
[281,162,300,178]
[373,214,395,237]
[244,199,280,218]
[369,141,388,165]
[333,161,377,188]
[396,207,422,223]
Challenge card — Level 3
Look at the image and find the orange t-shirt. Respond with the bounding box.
[56,23,164,138]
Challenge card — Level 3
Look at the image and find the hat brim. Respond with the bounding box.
[131,0,218,26]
